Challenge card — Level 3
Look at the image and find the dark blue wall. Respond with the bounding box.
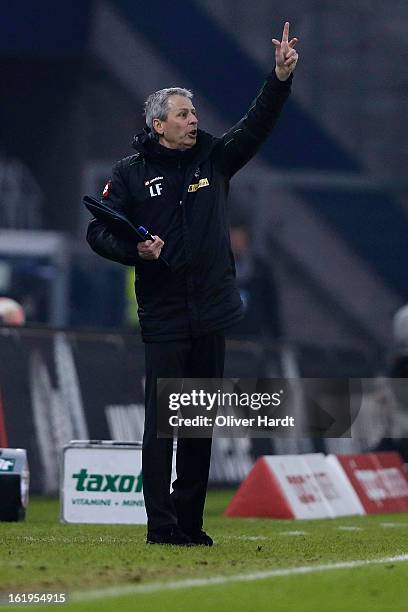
[0,1,91,55]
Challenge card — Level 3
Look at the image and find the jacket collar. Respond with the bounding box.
[131,128,214,164]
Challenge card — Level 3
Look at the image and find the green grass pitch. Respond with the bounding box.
[0,490,408,611]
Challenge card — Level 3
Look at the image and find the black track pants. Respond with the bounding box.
[143,332,225,531]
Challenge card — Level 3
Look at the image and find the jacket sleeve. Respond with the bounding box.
[86,161,147,269]
[214,71,292,178]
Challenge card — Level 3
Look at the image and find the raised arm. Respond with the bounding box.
[215,22,298,178]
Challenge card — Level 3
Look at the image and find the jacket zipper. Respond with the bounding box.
[179,165,202,333]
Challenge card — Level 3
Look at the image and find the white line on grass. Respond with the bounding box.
[225,536,268,541]
[279,530,308,536]
[337,526,364,532]
[380,522,408,528]
[71,554,408,603]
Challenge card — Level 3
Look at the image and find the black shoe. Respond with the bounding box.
[186,530,213,546]
[146,525,192,546]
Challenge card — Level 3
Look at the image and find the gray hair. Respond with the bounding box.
[144,87,193,132]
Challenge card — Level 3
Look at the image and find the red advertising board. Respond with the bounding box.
[225,453,365,520]
[334,452,408,514]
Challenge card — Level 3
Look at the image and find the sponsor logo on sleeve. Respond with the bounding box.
[102,180,112,198]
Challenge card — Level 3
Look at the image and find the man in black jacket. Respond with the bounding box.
[87,22,298,545]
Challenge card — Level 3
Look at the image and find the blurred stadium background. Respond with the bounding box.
[1,0,408,495]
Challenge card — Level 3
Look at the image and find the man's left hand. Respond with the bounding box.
[272,21,299,81]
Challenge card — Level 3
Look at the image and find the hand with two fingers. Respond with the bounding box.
[273,21,299,81]
[137,236,164,260]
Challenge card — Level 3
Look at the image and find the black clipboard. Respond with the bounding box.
[83,195,169,267]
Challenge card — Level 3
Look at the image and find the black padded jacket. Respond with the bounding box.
[86,71,292,342]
